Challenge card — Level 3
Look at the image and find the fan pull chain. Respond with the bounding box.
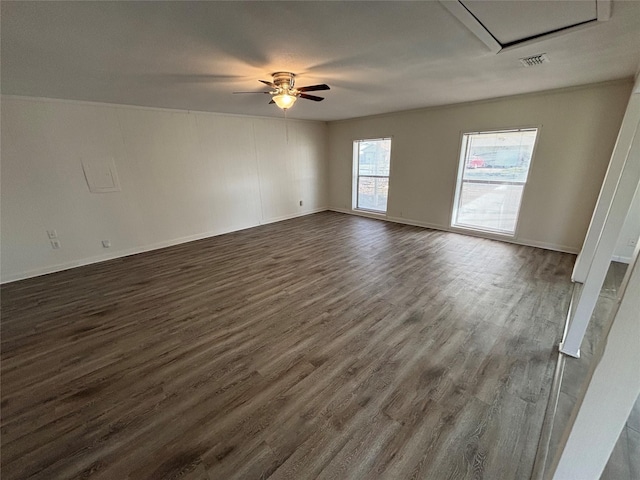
[284,109,289,143]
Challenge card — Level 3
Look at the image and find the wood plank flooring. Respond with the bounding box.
[1,212,576,480]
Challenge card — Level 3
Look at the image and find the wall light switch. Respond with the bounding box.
[47,229,57,239]
[50,240,61,249]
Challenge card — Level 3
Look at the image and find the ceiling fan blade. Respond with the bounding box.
[259,79,276,87]
[232,91,271,94]
[297,84,330,92]
[299,93,324,102]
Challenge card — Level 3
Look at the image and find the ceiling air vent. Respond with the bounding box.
[519,53,550,67]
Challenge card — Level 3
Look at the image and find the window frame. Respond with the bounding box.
[450,126,541,238]
[352,137,393,215]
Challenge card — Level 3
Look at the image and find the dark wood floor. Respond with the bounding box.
[1,212,575,480]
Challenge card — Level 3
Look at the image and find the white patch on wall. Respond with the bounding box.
[81,158,121,193]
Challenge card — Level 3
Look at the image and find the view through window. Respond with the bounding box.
[452,128,538,235]
[353,138,392,213]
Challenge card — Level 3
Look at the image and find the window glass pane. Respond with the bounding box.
[358,140,391,176]
[354,137,391,214]
[456,183,524,234]
[358,177,389,212]
[462,130,537,183]
[453,128,537,235]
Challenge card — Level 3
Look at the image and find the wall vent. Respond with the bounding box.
[519,53,550,67]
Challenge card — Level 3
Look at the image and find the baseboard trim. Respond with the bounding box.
[258,207,328,226]
[1,207,328,284]
[329,208,579,254]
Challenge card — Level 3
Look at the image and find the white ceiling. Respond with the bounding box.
[1,1,639,121]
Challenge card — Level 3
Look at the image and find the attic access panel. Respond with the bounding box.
[442,0,610,52]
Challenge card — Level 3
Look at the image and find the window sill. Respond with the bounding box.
[450,224,516,238]
[353,208,388,218]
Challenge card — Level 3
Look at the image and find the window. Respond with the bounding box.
[452,128,538,235]
[353,138,392,213]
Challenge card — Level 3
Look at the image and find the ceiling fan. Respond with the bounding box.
[234,72,330,111]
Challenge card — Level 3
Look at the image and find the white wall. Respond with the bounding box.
[0,97,328,282]
[613,184,640,263]
[328,80,633,253]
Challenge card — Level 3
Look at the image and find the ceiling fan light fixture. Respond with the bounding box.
[272,93,297,110]
[233,72,328,109]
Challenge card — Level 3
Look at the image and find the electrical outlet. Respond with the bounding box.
[627,238,638,247]
[102,240,111,248]
[50,239,61,249]
[299,200,303,206]
[47,229,57,239]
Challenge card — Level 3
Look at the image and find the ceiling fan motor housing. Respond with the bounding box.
[272,72,296,90]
